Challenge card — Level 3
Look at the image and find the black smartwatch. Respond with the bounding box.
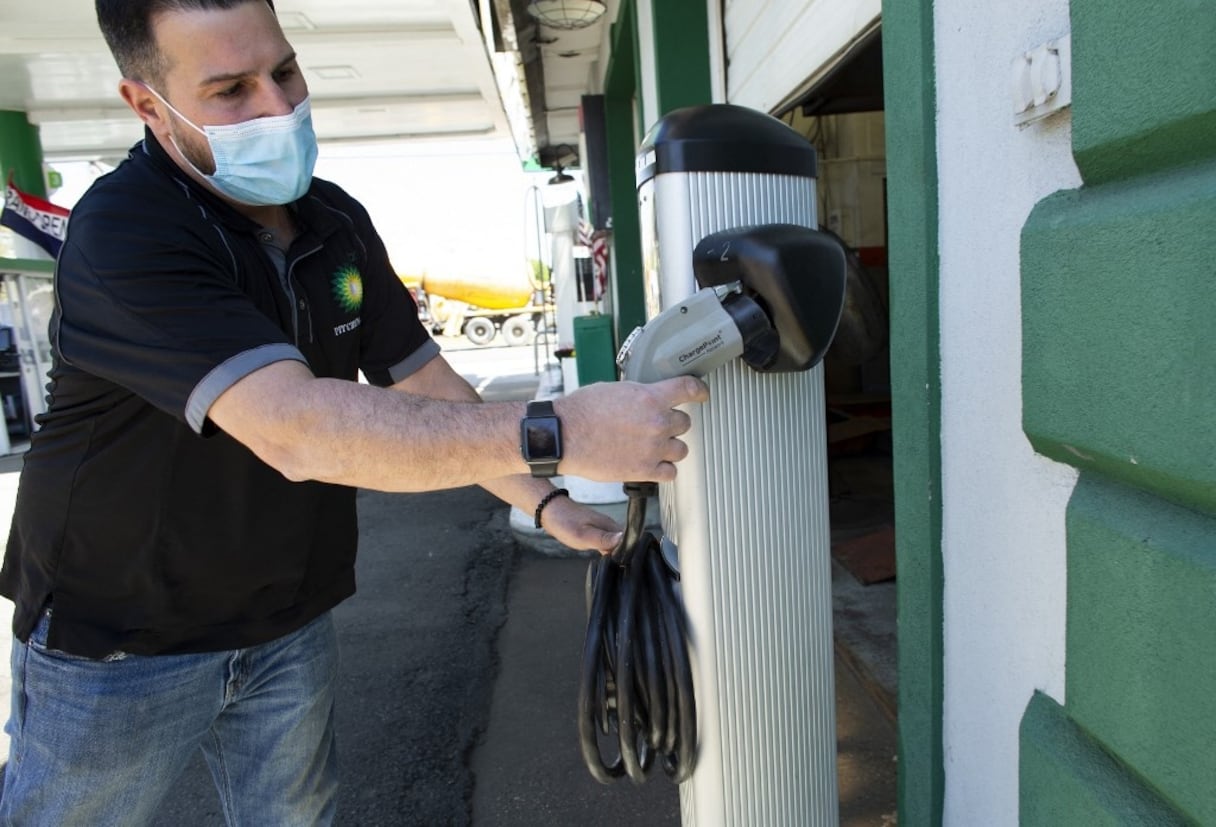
[520,400,563,478]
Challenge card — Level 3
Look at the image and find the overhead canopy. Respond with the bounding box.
[0,1,879,176]
[488,0,609,169]
[0,0,518,162]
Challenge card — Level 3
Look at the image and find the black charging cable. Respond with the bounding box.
[577,482,697,785]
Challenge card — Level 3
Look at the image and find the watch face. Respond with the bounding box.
[523,418,561,460]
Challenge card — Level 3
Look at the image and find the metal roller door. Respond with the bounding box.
[724,0,881,113]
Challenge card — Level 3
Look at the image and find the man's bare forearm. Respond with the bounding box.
[209,357,708,493]
[216,367,527,491]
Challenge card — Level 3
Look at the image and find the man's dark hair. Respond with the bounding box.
[96,0,275,84]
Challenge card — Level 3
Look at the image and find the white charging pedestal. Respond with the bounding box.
[636,105,838,826]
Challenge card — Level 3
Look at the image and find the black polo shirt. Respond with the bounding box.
[0,132,438,658]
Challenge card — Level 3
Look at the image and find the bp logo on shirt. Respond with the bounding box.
[332,265,363,313]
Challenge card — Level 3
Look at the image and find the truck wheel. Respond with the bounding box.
[464,317,496,346]
[502,314,534,346]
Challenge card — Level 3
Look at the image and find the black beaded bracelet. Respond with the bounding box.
[534,488,570,529]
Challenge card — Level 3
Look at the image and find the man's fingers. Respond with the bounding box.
[651,375,710,407]
[665,408,693,437]
[597,530,624,554]
[665,436,689,464]
[652,461,678,483]
[555,376,709,484]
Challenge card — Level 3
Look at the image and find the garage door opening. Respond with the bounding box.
[775,26,896,721]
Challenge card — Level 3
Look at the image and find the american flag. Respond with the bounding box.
[577,218,593,251]
[590,233,608,300]
[578,219,609,301]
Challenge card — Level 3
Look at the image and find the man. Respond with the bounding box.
[0,1,708,823]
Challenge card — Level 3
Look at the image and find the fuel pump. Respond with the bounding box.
[577,104,847,825]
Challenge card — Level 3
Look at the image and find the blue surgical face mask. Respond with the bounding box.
[147,87,318,206]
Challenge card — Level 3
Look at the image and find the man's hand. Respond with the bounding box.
[555,376,710,483]
[537,494,625,555]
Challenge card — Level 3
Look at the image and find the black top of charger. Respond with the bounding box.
[636,104,818,186]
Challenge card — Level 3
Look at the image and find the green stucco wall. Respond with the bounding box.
[1020,692,1196,826]
[880,0,944,823]
[1063,477,1216,823]
[1070,1,1216,186]
[1022,162,1216,514]
[1020,0,1216,822]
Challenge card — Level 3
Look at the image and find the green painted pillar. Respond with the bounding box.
[602,0,713,349]
[0,110,46,198]
[0,110,53,262]
[604,1,646,345]
[881,0,945,823]
[603,93,645,343]
[649,0,712,114]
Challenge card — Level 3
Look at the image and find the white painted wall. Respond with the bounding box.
[635,0,660,131]
[706,0,727,103]
[934,0,1080,823]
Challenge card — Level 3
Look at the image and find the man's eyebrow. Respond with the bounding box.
[198,51,298,88]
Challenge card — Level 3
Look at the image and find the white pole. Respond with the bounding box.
[648,169,839,826]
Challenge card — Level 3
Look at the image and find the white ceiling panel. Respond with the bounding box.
[0,0,512,161]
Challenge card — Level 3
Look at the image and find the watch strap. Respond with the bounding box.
[526,400,556,418]
[529,459,560,478]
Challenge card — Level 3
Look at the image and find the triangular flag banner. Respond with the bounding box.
[1,177,69,258]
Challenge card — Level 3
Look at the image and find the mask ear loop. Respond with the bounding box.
[139,83,217,181]
[140,83,208,138]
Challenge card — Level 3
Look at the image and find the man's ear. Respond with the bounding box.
[118,79,168,132]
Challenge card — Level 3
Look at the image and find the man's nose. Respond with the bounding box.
[254,79,297,117]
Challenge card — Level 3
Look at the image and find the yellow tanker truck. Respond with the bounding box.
[409,271,550,346]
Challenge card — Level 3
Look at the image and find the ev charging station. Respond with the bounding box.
[626,105,845,825]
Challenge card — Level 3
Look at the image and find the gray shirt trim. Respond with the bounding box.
[387,338,442,385]
[186,343,308,433]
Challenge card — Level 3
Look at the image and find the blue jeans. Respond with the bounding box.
[0,609,339,826]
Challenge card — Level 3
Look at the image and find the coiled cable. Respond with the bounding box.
[577,482,697,784]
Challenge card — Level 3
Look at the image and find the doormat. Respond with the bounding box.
[831,524,896,585]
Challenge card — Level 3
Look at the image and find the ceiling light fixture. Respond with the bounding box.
[526,0,607,31]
